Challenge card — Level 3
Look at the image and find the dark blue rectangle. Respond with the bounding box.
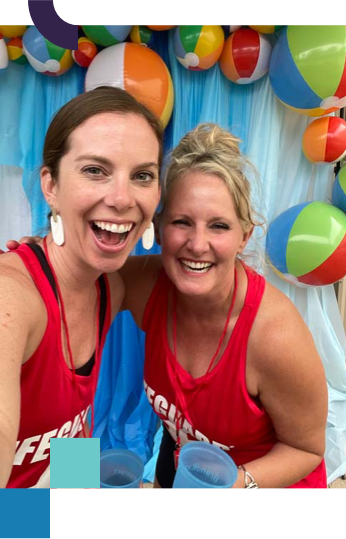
[0,489,50,538]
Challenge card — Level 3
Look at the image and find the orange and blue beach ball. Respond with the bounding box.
[266,201,346,286]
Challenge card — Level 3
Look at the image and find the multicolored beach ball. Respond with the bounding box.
[0,25,27,38]
[269,26,346,117]
[266,201,346,287]
[85,43,174,128]
[249,25,283,34]
[72,37,97,68]
[82,26,132,47]
[332,166,346,213]
[22,26,73,76]
[147,26,176,31]
[173,25,224,71]
[302,117,346,164]
[219,28,272,84]
[130,26,155,48]
[7,37,27,65]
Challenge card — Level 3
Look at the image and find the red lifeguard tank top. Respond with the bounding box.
[143,264,327,488]
[5,244,111,488]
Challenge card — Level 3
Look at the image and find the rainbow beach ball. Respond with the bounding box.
[7,37,27,65]
[302,117,346,164]
[173,25,224,71]
[85,43,174,128]
[22,27,73,76]
[219,28,272,84]
[266,201,346,287]
[332,166,346,213]
[82,26,132,47]
[269,26,346,117]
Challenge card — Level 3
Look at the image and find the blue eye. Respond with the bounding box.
[135,171,155,182]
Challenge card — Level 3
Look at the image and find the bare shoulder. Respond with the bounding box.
[0,253,47,362]
[0,253,45,310]
[248,280,322,377]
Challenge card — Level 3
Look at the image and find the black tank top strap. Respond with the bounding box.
[26,244,107,376]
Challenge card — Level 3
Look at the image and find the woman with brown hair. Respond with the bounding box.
[0,86,162,488]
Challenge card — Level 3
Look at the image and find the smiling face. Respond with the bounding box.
[41,112,161,274]
[159,171,252,299]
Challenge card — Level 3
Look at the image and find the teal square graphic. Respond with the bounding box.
[50,438,100,488]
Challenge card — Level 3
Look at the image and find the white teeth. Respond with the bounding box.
[94,221,132,233]
[181,259,213,270]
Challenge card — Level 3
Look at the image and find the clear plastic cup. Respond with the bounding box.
[172,442,238,488]
[100,448,144,488]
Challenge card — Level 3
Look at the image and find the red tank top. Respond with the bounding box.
[5,244,111,488]
[143,264,327,488]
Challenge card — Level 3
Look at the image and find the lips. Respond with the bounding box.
[90,220,134,251]
[179,258,214,274]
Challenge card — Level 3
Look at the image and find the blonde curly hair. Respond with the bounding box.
[157,123,264,235]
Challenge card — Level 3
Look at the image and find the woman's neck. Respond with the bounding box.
[41,235,100,297]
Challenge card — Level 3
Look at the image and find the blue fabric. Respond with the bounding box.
[1,30,345,483]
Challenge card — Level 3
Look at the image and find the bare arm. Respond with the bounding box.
[233,289,328,488]
[117,254,162,328]
[0,264,42,487]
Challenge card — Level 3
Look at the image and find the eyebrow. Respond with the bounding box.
[75,154,159,169]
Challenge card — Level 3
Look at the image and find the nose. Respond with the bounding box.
[187,226,209,256]
[103,176,135,212]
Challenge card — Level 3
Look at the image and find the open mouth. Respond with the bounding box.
[179,259,214,274]
[91,220,133,247]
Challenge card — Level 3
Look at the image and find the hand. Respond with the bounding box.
[5,236,43,251]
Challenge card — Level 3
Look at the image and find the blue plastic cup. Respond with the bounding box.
[100,448,144,488]
[172,442,238,488]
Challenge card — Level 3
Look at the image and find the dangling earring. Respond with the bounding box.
[50,206,65,246]
[141,222,155,250]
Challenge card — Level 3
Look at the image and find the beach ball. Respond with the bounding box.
[266,201,346,286]
[219,28,272,84]
[269,26,346,117]
[302,117,346,164]
[173,25,224,71]
[222,26,242,37]
[130,26,155,48]
[22,27,73,76]
[82,26,132,47]
[72,37,97,68]
[249,25,283,34]
[7,38,27,65]
[0,25,27,39]
[147,26,176,31]
[85,43,174,128]
[332,166,346,213]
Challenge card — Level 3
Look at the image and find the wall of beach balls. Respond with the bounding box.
[1,24,346,288]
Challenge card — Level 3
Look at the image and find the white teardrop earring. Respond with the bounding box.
[50,206,65,246]
[141,222,155,250]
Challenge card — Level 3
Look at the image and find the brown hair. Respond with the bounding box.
[43,86,164,181]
